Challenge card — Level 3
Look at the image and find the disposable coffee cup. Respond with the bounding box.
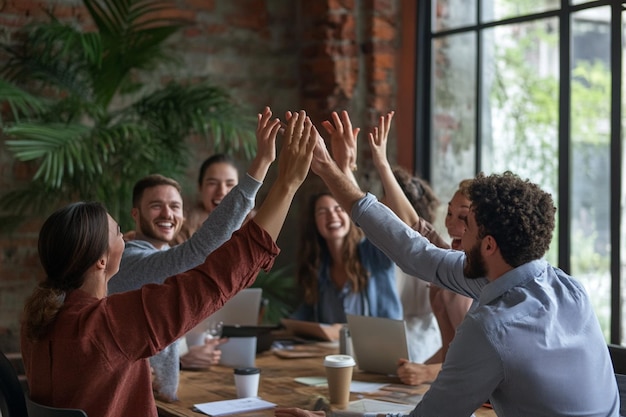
[233,367,260,398]
[323,354,356,408]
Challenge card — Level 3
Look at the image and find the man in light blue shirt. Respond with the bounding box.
[276,137,619,417]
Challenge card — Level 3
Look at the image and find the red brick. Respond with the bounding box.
[328,0,355,12]
[301,1,330,16]
[183,27,203,37]
[204,23,228,35]
[372,16,396,41]
[0,0,405,354]
[372,0,396,14]
[372,52,395,70]
[184,0,216,12]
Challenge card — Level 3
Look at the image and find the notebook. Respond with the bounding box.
[346,314,411,375]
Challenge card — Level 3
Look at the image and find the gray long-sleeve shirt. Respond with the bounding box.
[107,173,261,401]
[108,173,260,292]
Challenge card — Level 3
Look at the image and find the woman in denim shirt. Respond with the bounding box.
[291,111,402,324]
[291,191,402,324]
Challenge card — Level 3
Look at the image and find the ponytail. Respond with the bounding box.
[22,282,66,341]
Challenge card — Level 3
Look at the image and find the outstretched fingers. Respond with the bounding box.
[256,106,280,163]
[277,111,315,187]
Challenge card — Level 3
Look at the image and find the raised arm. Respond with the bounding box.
[321,110,360,186]
[254,111,316,240]
[311,128,365,212]
[369,111,419,227]
[247,106,281,181]
[109,107,281,291]
[106,111,317,360]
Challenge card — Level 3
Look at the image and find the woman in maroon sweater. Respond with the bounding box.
[20,110,317,417]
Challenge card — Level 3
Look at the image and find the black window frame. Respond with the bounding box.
[414,0,625,344]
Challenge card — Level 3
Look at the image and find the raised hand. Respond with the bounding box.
[277,110,317,188]
[311,125,334,176]
[252,110,317,242]
[368,111,395,169]
[256,106,280,163]
[321,110,360,174]
[247,106,281,182]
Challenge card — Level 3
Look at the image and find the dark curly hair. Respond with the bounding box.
[469,171,556,267]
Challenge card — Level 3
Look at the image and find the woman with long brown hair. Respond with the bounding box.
[291,111,402,324]
[20,110,317,417]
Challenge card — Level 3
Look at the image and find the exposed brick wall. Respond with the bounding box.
[0,0,404,351]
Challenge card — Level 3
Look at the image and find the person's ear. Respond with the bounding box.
[96,256,107,272]
[131,207,139,224]
[482,235,498,256]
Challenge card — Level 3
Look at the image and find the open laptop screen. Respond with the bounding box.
[346,314,411,375]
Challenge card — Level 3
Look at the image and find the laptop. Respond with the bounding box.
[187,288,262,338]
[346,314,412,375]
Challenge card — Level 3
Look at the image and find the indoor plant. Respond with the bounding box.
[0,0,255,231]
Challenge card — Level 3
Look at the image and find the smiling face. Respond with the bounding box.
[445,190,471,250]
[199,162,239,214]
[132,184,183,249]
[314,194,351,243]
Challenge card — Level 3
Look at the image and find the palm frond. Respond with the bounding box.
[0,80,49,124]
[0,0,254,233]
[0,181,69,221]
[85,0,188,105]
[1,22,100,102]
[5,123,102,187]
[130,82,256,158]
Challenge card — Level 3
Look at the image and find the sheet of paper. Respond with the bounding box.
[293,378,387,393]
[343,399,416,413]
[350,381,389,393]
[194,397,276,416]
[294,376,328,386]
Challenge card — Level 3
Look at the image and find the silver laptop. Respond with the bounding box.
[346,314,412,376]
[188,288,262,335]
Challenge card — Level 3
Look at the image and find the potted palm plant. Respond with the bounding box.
[0,0,255,231]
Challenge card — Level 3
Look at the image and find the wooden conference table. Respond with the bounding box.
[156,342,496,417]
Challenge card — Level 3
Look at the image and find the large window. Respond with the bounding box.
[416,0,624,343]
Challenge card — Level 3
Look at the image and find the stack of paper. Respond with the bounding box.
[194,397,276,416]
[341,399,415,414]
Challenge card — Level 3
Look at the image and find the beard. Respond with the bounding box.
[464,239,488,279]
[138,212,178,244]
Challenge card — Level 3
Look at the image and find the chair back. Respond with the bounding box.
[26,396,88,417]
[610,344,626,374]
[615,373,626,417]
[0,350,28,417]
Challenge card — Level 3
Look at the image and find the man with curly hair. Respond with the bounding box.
[275,135,618,417]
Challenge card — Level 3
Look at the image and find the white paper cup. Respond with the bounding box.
[234,367,261,398]
[323,354,355,408]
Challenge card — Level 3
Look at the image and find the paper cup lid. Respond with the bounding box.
[323,354,356,368]
[234,367,260,375]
